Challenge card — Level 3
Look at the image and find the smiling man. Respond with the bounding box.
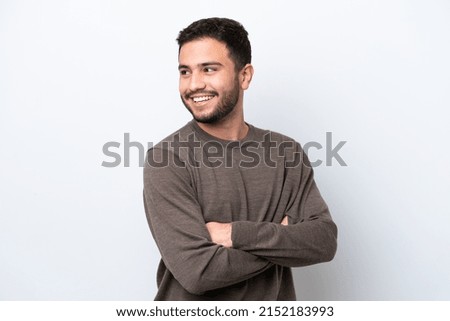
[143,17,337,300]
[179,39,242,125]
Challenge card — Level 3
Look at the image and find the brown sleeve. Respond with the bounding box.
[143,148,272,295]
[231,147,338,267]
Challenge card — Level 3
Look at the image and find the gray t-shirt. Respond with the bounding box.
[143,120,337,300]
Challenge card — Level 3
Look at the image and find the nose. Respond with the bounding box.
[188,71,206,92]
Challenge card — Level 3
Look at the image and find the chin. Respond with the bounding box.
[189,106,219,123]
[192,113,218,124]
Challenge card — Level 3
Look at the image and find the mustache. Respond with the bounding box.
[184,90,218,100]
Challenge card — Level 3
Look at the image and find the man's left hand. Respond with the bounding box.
[206,222,232,248]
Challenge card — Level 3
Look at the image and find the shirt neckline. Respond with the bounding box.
[189,120,256,146]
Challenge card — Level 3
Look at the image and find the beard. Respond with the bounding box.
[181,78,240,124]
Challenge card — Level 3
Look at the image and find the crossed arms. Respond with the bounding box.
[143,147,337,295]
[206,216,288,248]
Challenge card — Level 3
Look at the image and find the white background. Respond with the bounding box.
[1,0,449,300]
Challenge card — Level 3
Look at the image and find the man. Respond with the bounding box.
[143,17,337,300]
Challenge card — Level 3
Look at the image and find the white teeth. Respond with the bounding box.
[192,96,214,102]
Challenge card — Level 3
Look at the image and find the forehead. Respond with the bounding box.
[178,37,233,67]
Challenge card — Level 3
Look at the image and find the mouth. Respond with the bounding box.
[190,95,216,103]
[191,95,214,103]
[186,92,217,105]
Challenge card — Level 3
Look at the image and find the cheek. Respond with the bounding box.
[179,79,187,94]
[220,72,239,90]
[208,75,229,91]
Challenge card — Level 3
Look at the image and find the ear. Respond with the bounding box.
[240,64,254,90]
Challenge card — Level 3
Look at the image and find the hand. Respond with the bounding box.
[281,216,289,226]
[206,222,232,248]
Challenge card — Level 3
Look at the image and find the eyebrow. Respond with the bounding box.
[178,62,223,70]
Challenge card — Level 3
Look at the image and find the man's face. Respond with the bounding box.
[178,38,241,124]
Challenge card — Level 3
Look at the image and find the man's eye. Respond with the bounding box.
[179,70,190,76]
[204,67,215,72]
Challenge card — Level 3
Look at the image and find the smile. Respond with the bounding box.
[191,95,215,103]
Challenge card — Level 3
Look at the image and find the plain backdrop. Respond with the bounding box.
[1,0,449,300]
